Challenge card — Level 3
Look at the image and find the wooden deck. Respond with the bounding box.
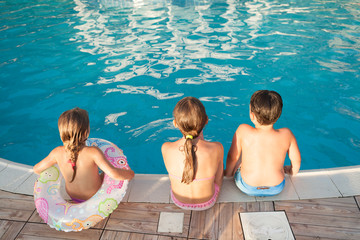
[0,190,359,240]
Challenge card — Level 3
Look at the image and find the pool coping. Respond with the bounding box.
[1,157,359,203]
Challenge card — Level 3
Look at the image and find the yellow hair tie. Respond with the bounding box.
[185,135,193,140]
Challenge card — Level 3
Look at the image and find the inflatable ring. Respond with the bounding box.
[33,138,130,232]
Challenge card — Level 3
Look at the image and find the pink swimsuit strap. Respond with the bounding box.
[168,173,215,182]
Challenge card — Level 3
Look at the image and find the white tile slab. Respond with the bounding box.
[240,211,295,240]
[217,177,256,203]
[14,173,38,196]
[256,175,299,202]
[291,170,342,199]
[0,163,33,192]
[0,158,9,172]
[157,212,184,233]
[128,174,170,203]
[326,167,360,197]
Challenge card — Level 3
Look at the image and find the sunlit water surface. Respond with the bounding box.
[0,0,359,173]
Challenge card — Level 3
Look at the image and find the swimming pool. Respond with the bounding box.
[1,0,359,174]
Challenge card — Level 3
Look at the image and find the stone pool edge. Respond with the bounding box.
[0,157,359,203]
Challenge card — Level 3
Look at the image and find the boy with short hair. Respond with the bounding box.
[224,90,301,196]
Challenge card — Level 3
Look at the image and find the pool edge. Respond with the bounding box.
[0,157,359,202]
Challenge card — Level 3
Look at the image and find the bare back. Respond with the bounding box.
[237,124,299,186]
[56,146,104,200]
[162,137,223,204]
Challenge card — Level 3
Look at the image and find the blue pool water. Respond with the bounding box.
[0,0,359,174]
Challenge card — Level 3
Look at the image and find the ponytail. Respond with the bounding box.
[181,134,197,184]
[173,97,208,185]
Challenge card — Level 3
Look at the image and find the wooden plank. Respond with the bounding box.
[0,198,35,211]
[259,201,275,212]
[203,203,219,239]
[100,230,131,240]
[286,212,360,229]
[232,203,244,240]
[295,197,357,207]
[0,220,25,240]
[110,208,159,222]
[294,236,334,240]
[117,203,190,214]
[188,210,205,239]
[106,219,158,233]
[355,196,360,209]
[143,235,159,240]
[0,190,33,201]
[218,203,233,240]
[128,233,145,240]
[157,236,186,240]
[291,222,360,239]
[0,208,34,221]
[275,201,360,217]
[18,222,102,240]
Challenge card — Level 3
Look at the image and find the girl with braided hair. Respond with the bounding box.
[162,97,224,210]
[34,107,134,202]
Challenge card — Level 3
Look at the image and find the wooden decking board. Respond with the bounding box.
[203,203,219,239]
[105,219,158,233]
[290,222,360,239]
[188,209,206,239]
[18,222,103,239]
[232,203,244,240]
[110,208,160,222]
[0,220,25,240]
[0,208,34,222]
[218,203,233,240]
[355,196,360,210]
[100,230,131,240]
[0,190,33,201]
[286,211,360,229]
[1,187,360,240]
[274,200,360,217]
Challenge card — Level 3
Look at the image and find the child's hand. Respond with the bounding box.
[284,165,293,175]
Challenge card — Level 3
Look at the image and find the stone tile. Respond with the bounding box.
[157,212,184,233]
[217,177,256,203]
[14,173,38,196]
[128,174,170,203]
[291,170,342,199]
[326,166,360,197]
[240,211,295,240]
[0,162,33,192]
[256,175,299,202]
[0,158,9,172]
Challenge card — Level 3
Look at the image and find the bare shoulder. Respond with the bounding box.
[83,146,104,157]
[278,128,295,137]
[52,146,65,156]
[237,123,254,133]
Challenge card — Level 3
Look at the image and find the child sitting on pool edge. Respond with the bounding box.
[224,90,301,197]
[33,107,134,203]
[162,97,224,210]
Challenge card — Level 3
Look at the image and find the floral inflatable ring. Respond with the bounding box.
[34,138,130,232]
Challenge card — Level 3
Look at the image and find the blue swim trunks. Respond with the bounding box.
[234,169,285,197]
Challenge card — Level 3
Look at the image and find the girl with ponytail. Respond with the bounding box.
[34,107,134,202]
[162,97,224,211]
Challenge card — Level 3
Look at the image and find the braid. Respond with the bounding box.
[58,107,89,183]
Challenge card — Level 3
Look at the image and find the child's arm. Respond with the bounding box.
[33,147,59,174]
[93,147,134,181]
[224,125,243,177]
[284,130,301,176]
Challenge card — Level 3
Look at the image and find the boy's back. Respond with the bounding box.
[235,124,299,186]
